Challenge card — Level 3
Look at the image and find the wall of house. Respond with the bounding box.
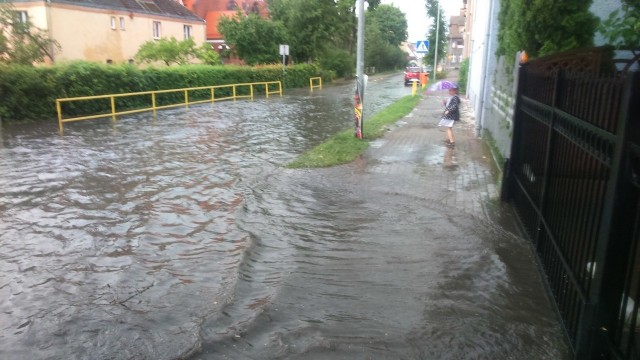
[10,2,205,64]
[466,0,512,159]
[465,0,631,163]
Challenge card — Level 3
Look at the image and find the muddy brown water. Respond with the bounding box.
[0,74,570,359]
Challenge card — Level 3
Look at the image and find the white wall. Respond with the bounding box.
[466,0,499,131]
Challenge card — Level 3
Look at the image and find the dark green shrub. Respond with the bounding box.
[0,64,57,121]
[318,48,354,78]
[0,62,322,122]
[457,58,469,94]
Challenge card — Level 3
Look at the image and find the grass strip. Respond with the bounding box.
[287,94,421,168]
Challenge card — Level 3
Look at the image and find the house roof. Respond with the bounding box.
[204,10,236,39]
[7,0,204,22]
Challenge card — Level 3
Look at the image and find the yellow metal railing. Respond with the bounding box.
[309,77,322,91]
[56,81,282,132]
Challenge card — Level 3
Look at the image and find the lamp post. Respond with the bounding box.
[433,3,440,82]
[354,0,365,139]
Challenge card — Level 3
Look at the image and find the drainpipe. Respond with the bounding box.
[476,0,495,136]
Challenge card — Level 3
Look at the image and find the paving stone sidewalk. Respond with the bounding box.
[356,88,511,224]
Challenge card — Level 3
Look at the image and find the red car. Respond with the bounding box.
[404,66,423,86]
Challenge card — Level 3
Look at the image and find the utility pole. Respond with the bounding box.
[433,3,440,82]
[354,0,365,139]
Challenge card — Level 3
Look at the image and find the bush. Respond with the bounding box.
[457,58,470,94]
[0,62,322,122]
[318,48,354,78]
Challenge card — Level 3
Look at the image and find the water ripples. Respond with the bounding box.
[0,76,569,359]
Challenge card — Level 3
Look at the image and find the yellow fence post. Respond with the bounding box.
[56,100,64,134]
[55,81,287,130]
[310,77,322,91]
[110,96,116,122]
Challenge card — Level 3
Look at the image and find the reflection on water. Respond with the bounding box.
[443,146,458,170]
[0,74,568,359]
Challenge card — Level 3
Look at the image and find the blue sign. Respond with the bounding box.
[416,40,429,53]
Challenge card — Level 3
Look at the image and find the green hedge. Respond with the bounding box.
[0,62,321,122]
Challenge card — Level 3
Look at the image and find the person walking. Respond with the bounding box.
[438,86,460,146]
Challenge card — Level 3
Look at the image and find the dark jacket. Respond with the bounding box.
[442,95,460,121]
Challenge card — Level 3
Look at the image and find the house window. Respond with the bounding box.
[120,17,125,30]
[152,21,161,39]
[14,10,28,24]
[183,25,192,40]
[13,10,28,32]
[110,16,116,30]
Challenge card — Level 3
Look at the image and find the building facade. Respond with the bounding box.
[465,0,628,159]
[446,7,465,69]
[6,0,206,64]
[180,0,268,52]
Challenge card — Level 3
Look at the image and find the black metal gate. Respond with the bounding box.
[502,47,640,359]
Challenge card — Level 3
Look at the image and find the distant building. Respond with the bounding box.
[402,42,419,65]
[6,0,206,64]
[446,6,465,69]
[462,0,471,60]
[180,0,268,54]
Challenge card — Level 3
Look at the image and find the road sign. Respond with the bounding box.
[279,44,289,56]
[416,40,429,53]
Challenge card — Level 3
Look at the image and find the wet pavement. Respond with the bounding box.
[191,87,573,359]
[0,73,572,359]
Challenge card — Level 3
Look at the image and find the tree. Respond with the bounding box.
[598,0,640,48]
[0,3,60,65]
[365,21,406,71]
[367,4,408,47]
[194,43,223,65]
[365,4,408,71]
[268,0,342,63]
[135,38,221,66]
[218,12,287,65]
[424,0,448,69]
[497,0,598,60]
[135,38,194,66]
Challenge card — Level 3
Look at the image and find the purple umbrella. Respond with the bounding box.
[427,80,458,91]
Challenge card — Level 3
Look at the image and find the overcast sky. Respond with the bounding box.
[380,0,463,44]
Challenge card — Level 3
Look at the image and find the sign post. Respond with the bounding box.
[354,0,365,139]
[415,40,429,54]
[279,44,289,87]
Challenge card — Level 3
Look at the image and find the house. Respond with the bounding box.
[5,0,206,64]
[446,7,465,69]
[464,0,626,159]
[180,0,268,53]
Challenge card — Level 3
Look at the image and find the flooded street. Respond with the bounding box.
[0,74,569,359]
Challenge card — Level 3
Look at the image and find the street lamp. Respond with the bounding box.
[433,4,440,82]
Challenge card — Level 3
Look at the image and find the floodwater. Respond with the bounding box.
[0,74,569,359]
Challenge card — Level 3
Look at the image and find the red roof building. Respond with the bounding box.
[180,0,268,47]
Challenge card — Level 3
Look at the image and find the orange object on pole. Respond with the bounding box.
[420,72,428,89]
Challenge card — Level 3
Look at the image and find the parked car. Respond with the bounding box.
[404,66,423,86]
